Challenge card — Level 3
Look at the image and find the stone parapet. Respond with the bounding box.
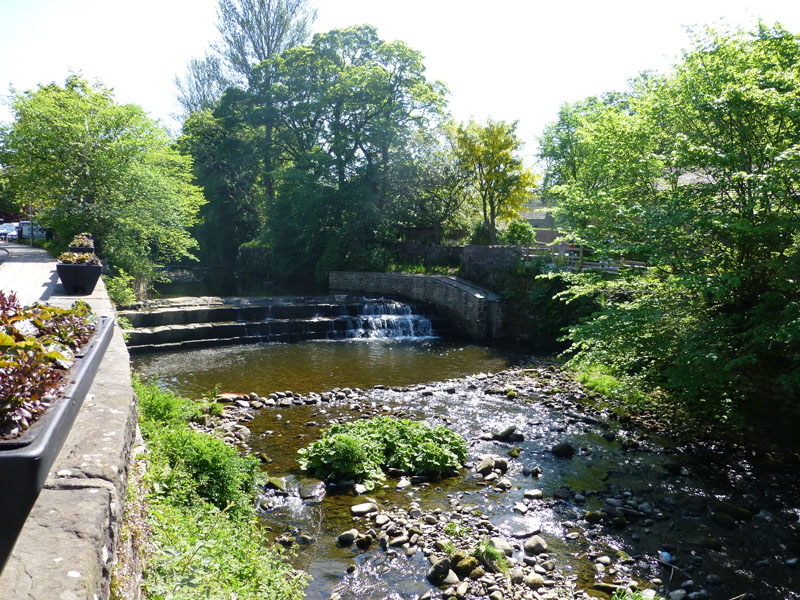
[329,272,502,340]
[0,278,137,599]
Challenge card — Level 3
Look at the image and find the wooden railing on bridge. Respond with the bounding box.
[521,244,647,273]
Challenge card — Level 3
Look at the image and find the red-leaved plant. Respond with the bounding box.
[0,291,96,439]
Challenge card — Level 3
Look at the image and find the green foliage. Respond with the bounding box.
[143,499,307,600]
[1,75,204,280]
[611,591,666,600]
[133,377,258,514]
[454,119,537,244]
[297,416,467,490]
[471,537,509,573]
[444,521,470,538]
[0,291,96,437]
[387,262,458,276]
[178,24,448,279]
[540,23,800,415]
[468,221,491,245]
[104,269,137,307]
[57,252,100,265]
[131,378,308,599]
[499,220,536,246]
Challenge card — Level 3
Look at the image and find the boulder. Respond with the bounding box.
[551,442,575,458]
[337,529,358,546]
[426,557,452,585]
[524,535,548,555]
[350,502,378,517]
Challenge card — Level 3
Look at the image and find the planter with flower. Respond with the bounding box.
[0,291,113,571]
[67,232,94,254]
[57,251,102,295]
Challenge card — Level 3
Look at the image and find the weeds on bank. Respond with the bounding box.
[113,378,308,600]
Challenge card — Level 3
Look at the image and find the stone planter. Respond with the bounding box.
[57,263,102,295]
[0,316,114,573]
[68,244,94,253]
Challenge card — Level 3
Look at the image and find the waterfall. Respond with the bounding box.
[339,300,434,339]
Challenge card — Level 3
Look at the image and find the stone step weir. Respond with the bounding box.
[120,295,455,353]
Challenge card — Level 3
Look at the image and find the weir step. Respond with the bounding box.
[122,296,455,352]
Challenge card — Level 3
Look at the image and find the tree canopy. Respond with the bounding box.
[539,23,800,414]
[0,75,204,279]
[454,120,535,244]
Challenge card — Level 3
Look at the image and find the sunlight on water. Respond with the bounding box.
[131,339,522,398]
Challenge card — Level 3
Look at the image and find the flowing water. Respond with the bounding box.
[131,301,800,600]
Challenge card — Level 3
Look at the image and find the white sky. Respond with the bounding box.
[2,0,800,162]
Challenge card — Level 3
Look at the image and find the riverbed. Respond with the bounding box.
[134,347,800,600]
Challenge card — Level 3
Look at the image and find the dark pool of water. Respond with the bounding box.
[131,338,525,399]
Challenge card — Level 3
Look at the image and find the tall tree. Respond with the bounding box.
[544,22,800,410]
[251,25,447,278]
[1,75,204,281]
[177,93,263,268]
[174,0,316,119]
[454,120,536,244]
[174,53,231,119]
[216,0,316,83]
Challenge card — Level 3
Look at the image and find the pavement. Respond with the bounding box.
[0,240,137,599]
[0,241,113,315]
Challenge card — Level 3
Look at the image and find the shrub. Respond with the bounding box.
[133,378,258,514]
[468,221,491,245]
[143,500,308,600]
[105,269,137,306]
[499,220,536,246]
[298,416,467,490]
[149,426,258,514]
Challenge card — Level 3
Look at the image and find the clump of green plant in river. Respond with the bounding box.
[471,537,509,573]
[127,378,308,599]
[611,590,666,600]
[297,416,467,490]
[0,291,96,438]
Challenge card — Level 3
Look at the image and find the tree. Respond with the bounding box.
[389,130,473,244]
[454,120,536,244]
[216,0,316,83]
[1,75,204,282]
[244,25,447,278]
[174,0,316,118]
[174,53,231,119]
[543,22,800,412]
[177,96,262,268]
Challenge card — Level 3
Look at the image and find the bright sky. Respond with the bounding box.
[2,0,800,162]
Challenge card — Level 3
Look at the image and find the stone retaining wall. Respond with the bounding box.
[0,281,137,600]
[329,272,502,339]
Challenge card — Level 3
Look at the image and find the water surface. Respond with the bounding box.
[132,338,524,398]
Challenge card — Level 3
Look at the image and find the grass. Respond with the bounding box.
[471,537,509,573]
[111,378,308,600]
[611,590,666,600]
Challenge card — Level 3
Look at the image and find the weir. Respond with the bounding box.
[121,296,450,352]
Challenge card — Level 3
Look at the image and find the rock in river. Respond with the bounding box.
[351,502,378,517]
[337,529,358,546]
[550,442,575,458]
[524,535,548,555]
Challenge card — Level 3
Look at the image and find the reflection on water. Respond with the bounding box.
[131,338,523,399]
